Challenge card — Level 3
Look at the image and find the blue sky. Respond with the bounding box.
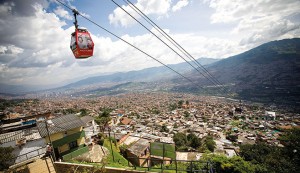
[0,0,299,88]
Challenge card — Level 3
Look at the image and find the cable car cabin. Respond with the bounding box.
[70,28,94,59]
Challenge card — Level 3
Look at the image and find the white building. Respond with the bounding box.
[265,111,276,121]
[80,116,98,145]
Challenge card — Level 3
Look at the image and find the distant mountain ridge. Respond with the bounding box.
[0,58,217,94]
[180,38,300,107]
[1,38,299,110]
[64,58,218,88]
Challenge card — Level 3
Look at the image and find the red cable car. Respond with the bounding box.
[70,9,94,59]
[70,28,94,59]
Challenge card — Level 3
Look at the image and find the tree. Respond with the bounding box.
[239,137,300,173]
[206,139,216,152]
[280,127,300,164]
[97,133,105,145]
[99,108,111,117]
[95,117,111,132]
[79,108,88,117]
[0,114,5,121]
[173,132,187,149]
[169,103,177,111]
[201,154,256,173]
[226,133,238,142]
[239,143,272,163]
[184,111,190,118]
[151,107,160,114]
[187,133,201,149]
[0,147,14,171]
[186,100,189,105]
[160,124,169,132]
[273,127,300,172]
[63,108,76,114]
[178,100,184,108]
[200,135,216,152]
[119,144,129,157]
[186,162,200,173]
[95,108,112,132]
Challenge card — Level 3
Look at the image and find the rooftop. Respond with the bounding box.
[80,116,94,125]
[37,114,85,137]
[127,138,149,156]
[0,128,41,144]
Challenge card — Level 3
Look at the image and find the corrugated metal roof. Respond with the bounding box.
[0,130,24,144]
[128,138,149,156]
[0,128,42,144]
[80,116,94,124]
[36,114,85,138]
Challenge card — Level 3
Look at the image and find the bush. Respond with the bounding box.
[119,145,128,157]
[98,138,104,146]
[0,147,14,171]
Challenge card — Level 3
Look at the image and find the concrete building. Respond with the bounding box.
[37,114,86,160]
[265,111,276,121]
[126,138,150,167]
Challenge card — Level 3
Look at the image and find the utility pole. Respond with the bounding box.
[162,143,165,171]
[45,120,56,161]
[107,126,115,161]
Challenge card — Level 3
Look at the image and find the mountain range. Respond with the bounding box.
[64,58,218,88]
[1,38,300,109]
[179,38,300,107]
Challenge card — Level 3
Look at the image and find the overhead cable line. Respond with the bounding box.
[55,0,205,91]
[111,0,225,95]
[111,0,225,94]
[125,0,227,92]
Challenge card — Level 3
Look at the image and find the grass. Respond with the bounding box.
[135,161,193,173]
[103,139,129,168]
[66,140,203,172]
[62,145,89,161]
[230,120,240,127]
[150,142,176,159]
[135,167,176,173]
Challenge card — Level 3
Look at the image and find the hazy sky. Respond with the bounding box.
[0,0,299,87]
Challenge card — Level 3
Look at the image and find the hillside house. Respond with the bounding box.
[80,116,98,145]
[120,117,132,125]
[0,128,45,165]
[126,138,150,166]
[265,111,276,121]
[37,114,86,160]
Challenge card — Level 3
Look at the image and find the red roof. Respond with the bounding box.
[121,117,132,125]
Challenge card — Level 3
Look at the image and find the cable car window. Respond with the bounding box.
[87,38,93,49]
[70,34,76,50]
[78,33,91,50]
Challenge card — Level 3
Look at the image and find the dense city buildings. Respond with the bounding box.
[1,92,299,172]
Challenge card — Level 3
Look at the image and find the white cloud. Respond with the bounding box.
[0,45,23,55]
[0,45,24,63]
[51,0,90,19]
[172,0,189,12]
[207,0,300,23]
[239,19,300,45]
[2,0,299,88]
[0,2,243,86]
[53,6,72,20]
[0,3,76,85]
[0,2,14,16]
[206,0,300,46]
[79,11,90,18]
[109,0,171,27]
